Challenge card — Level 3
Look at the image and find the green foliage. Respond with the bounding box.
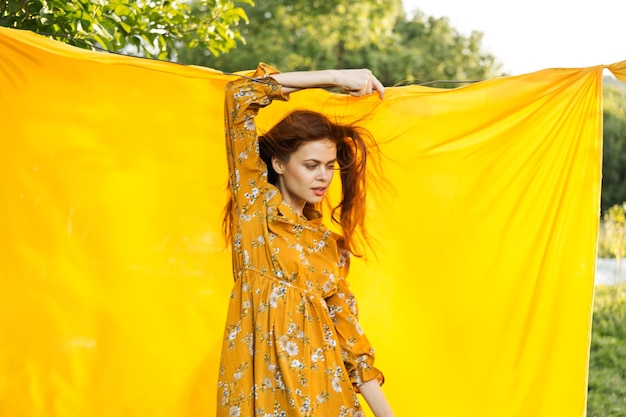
[178,0,402,75]
[602,78,626,212]
[587,286,626,417]
[602,203,626,262]
[178,0,503,86]
[0,0,252,59]
[376,11,501,87]
[598,221,626,259]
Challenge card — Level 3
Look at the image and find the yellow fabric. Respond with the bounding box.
[609,60,626,82]
[0,27,623,417]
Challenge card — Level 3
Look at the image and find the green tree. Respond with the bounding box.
[602,78,626,212]
[177,1,503,87]
[178,0,403,75]
[0,0,252,59]
[379,11,502,86]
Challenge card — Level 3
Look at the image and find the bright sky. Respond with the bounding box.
[402,0,625,75]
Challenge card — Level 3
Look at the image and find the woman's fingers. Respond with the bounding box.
[371,74,385,99]
[345,70,384,99]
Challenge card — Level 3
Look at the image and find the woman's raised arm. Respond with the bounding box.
[271,69,385,98]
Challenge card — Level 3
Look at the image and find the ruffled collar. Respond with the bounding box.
[266,185,324,228]
[279,200,323,225]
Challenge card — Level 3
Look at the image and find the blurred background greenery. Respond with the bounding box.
[587,286,626,417]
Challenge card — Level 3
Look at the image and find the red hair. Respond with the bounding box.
[225,110,377,256]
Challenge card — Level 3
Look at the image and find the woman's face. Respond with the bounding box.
[272,138,337,213]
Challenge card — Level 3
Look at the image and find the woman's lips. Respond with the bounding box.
[312,187,327,197]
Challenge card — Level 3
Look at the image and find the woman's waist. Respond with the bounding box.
[238,266,335,298]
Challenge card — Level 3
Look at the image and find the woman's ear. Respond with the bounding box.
[272,156,285,175]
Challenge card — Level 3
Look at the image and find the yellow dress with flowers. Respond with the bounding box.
[217,64,383,417]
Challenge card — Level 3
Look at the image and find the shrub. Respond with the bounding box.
[587,286,626,417]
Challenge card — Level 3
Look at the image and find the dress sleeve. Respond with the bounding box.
[325,247,385,388]
[224,63,289,218]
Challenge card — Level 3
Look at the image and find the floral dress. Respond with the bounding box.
[217,64,382,417]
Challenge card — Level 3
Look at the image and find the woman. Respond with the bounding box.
[218,63,394,417]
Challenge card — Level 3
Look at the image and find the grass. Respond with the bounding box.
[587,285,626,417]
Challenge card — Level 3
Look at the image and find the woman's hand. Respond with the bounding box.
[271,69,385,99]
[334,69,385,98]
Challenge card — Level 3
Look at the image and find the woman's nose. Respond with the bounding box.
[317,166,331,180]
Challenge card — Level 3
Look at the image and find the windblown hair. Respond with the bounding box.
[224,110,376,256]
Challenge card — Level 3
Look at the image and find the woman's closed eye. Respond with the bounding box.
[304,161,338,170]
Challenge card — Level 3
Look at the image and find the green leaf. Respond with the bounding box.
[118,21,131,34]
[113,4,133,16]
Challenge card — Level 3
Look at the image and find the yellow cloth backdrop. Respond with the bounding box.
[1,27,625,417]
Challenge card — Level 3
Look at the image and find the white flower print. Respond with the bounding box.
[243,333,254,355]
[285,341,298,356]
[269,291,279,308]
[328,304,341,319]
[324,326,337,347]
[244,187,259,205]
[228,324,241,341]
[233,233,242,250]
[312,239,326,251]
[299,397,311,414]
[229,405,241,417]
[331,376,342,392]
[243,115,255,131]
[265,188,277,201]
[311,348,323,363]
[275,371,285,390]
[269,285,286,308]
[322,278,333,293]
